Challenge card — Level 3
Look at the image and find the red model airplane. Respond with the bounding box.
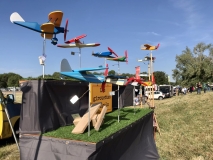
[125,66,148,86]
[57,34,100,48]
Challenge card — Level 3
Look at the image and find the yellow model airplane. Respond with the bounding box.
[141,43,160,50]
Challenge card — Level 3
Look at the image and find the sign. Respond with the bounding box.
[90,83,112,113]
[144,81,153,86]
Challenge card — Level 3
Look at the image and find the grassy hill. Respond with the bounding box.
[0,91,213,159]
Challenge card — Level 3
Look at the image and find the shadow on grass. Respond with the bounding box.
[0,137,18,148]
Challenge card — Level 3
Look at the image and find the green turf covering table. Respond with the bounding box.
[19,108,159,160]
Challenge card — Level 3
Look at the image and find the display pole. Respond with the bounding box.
[140,85,142,108]
[118,85,120,122]
[79,48,81,68]
[88,83,91,136]
[42,33,46,78]
[133,85,135,115]
[150,51,154,108]
[4,105,20,151]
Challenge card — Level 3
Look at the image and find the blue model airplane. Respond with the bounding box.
[60,59,108,83]
[10,11,68,45]
[60,59,127,91]
[92,47,118,58]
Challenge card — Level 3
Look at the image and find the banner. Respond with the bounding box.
[90,83,112,113]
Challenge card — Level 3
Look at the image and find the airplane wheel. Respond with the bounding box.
[51,41,57,45]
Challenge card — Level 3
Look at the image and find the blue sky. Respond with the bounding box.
[1,0,213,82]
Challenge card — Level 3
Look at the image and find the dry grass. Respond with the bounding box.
[1,91,213,159]
[154,92,213,160]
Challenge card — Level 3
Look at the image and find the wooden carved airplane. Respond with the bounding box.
[57,34,100,48]
[92,47,119,58]
[72,104,107,134]
[107,50,128,63]
[10,11,68,45]
[60,59,127,91]
[141,43,160,50]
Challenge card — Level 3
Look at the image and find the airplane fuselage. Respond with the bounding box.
[61,72,105,83]
[13,21,64,34]
[92,52,115,58]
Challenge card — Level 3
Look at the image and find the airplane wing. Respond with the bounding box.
[10,12,59,34]
[107,57,126,62]
[144,44,151,48]
[57,43,100,48]
[74,66,107,72]
[57,44,77,48]
[65,34,87,44]
[48,11,63,27]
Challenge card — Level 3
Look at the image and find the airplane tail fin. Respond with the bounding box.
[104,64,108,76]
[60,59,72,72]
[135,66,140,79]
[156,43,160,50]
[10,12,25,23]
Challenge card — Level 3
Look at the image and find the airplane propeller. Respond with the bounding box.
[64,19,69,42]
[125,50,128,64]
[51,19,69,45]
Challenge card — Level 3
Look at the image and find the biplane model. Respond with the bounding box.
[141,43,160,50]
[57,34,100,48]
[10,11,68,45]
[60,59,127,91]
[92,47,119,58]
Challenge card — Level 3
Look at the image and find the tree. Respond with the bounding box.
[172,42,213,86]
[0,73,22,87]
[153,71,168,85]
[0,81,7,88]
[108,70,116,75]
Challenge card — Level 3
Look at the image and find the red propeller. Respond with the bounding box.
[125,50,128,64]
[64,19,69,42]
[107,47,118,57]
[65,34,87,44]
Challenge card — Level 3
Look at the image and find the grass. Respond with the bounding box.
[1,91,213,159]
[43,108,152,143]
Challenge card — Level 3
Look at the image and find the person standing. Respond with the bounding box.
[197,82,202,94]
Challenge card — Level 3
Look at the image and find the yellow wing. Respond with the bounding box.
[40,23,54,39]
[48,11,63,27]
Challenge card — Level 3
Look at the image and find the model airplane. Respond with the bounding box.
[10,11,68,45]
[57,34,100,48]
[92,47,118,58]
[125,66,148,86]
[60,59,127,91]
[138,56,156,62]
[107,50,128,63]
[141,43,160,50]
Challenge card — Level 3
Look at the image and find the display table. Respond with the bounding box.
[19,111,159,160]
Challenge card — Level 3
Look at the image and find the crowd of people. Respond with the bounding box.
[174,82,211,95]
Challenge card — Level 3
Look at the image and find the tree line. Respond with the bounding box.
[0,70,170,88]
[172,42,213,86]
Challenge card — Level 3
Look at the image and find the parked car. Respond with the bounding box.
[145,91,165,100]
